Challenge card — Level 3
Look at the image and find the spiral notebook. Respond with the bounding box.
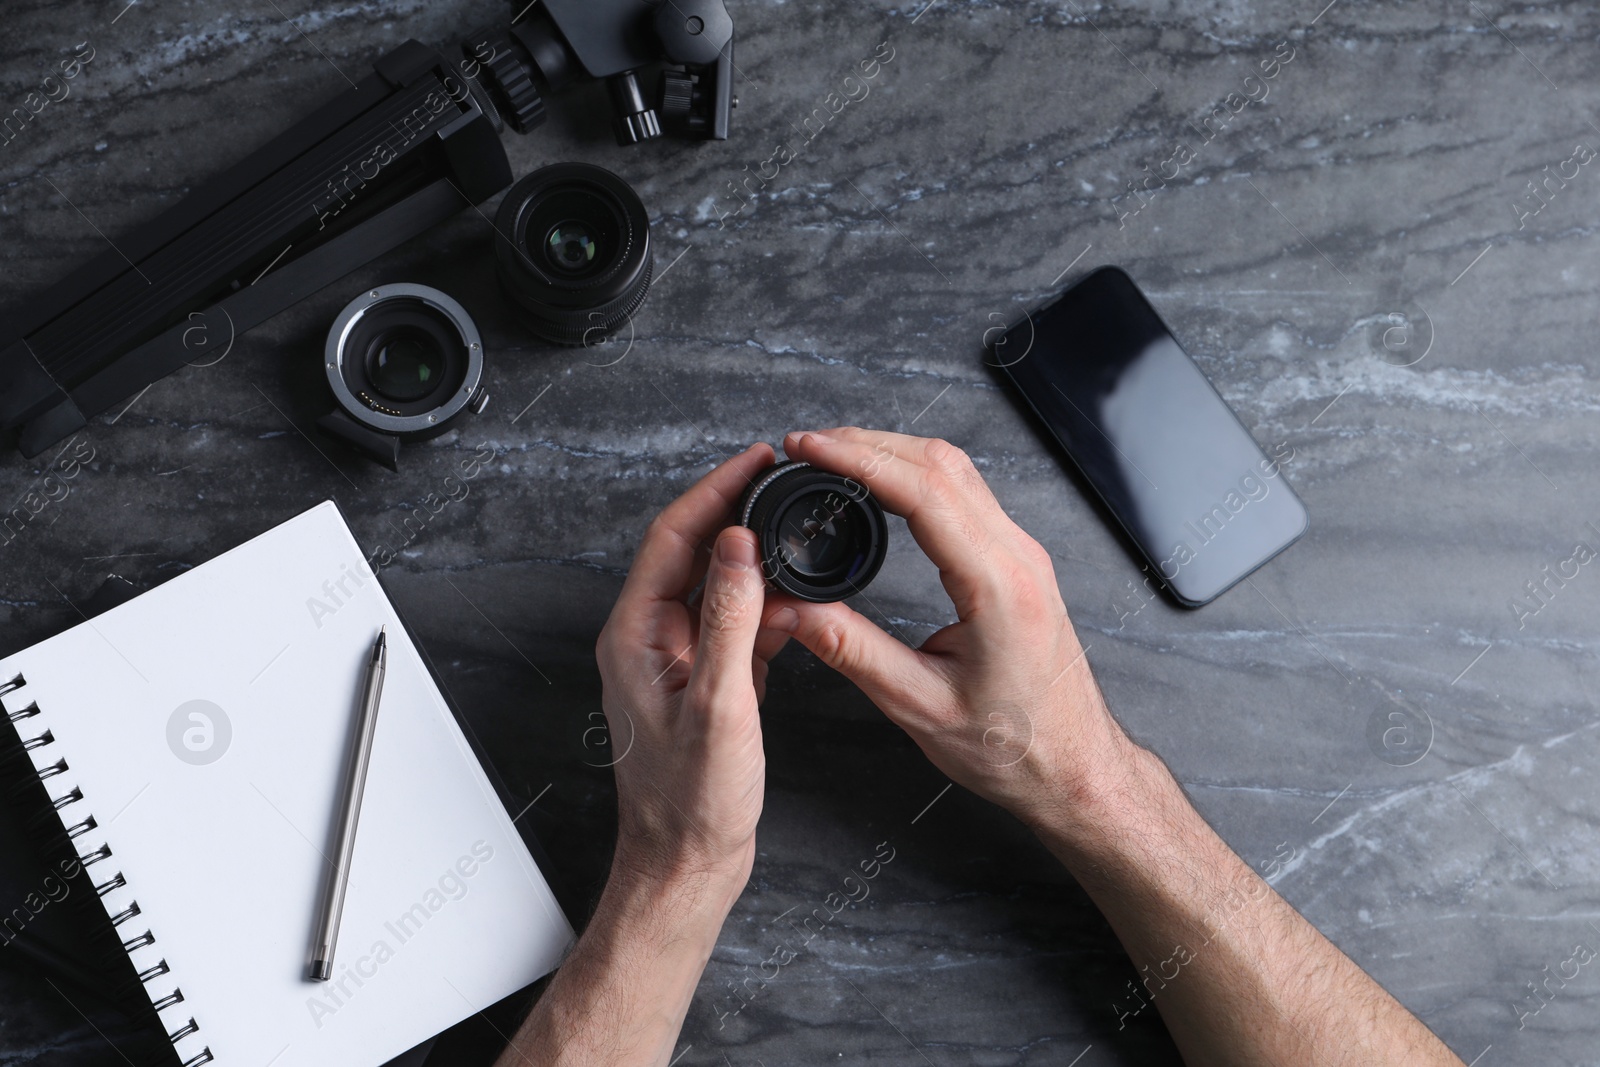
[0,502,574,1066]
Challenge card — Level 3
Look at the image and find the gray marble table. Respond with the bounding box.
[2,1,1597,1063]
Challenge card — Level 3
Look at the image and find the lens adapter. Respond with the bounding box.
[739,461,888,603]
[494,163,653,346]
[319,283,488,469]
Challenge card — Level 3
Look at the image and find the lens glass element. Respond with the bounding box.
[546,221,599,273]
[337,295,470,418]
[367,325,445,403]
[523,188,622,282]
[776,490,866,581]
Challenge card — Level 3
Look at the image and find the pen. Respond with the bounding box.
[309,626,387,981]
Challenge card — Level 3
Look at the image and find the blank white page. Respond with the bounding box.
[0,501,573,1066]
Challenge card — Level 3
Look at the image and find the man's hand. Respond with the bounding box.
[762,427,1133,834]
[497,443,783,1067]
[764,426,1465,1067]
[595,440,788,891]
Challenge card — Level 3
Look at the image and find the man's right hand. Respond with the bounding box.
[767,427,1466,1067]
[763,427,1138,832]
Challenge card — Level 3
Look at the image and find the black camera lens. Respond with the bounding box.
[495,163,652,346]
[739,461,888,603]
[321,284,487,468]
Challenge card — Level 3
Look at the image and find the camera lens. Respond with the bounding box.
[324,283,484,439]
[739,461,888,603]
[494,163,652,346]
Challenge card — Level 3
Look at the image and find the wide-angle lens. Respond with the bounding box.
[739,461,888,603]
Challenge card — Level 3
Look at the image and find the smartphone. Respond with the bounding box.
[989,266,1307,606]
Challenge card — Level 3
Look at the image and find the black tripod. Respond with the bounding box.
[0,0,735,458]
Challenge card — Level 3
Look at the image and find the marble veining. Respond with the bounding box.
[3,1,1599,1064]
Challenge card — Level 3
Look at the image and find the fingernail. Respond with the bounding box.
[718,530,756,569]
[769,607,799,632]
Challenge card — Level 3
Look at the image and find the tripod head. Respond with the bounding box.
[468,0,735,144]
[0,0,735,459]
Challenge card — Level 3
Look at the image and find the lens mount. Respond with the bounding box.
[739,461,888,604]
[324,283,484,439]
[494,163,653,346]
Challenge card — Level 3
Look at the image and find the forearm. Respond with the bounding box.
[1026,738,1463,1067]
[495,849,744,1067]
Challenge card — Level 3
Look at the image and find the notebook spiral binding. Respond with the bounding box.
[2,674,214,1067]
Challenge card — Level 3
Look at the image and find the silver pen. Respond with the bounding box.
[309,626,387,981]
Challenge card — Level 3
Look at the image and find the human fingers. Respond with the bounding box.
[763,596,945,727]
[687,582,794,664]
[748,620,793,706]
[781,429,1024,617]
[617,443,774,612]
[796,427,1012,514]
[799,427,992,488]
[752,622,791,665]
[685,527,767,719]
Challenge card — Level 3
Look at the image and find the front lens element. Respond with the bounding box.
[522,188,620,283]
[546,221,599,272]
[775,489,868,581]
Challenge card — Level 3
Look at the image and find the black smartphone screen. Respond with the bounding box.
[992,266,1307,606]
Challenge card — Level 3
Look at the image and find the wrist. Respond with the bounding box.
[609,835,751,928]
[1000,644,1148,830]
[1019,731,1176,878]
[517,835,745,1065]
